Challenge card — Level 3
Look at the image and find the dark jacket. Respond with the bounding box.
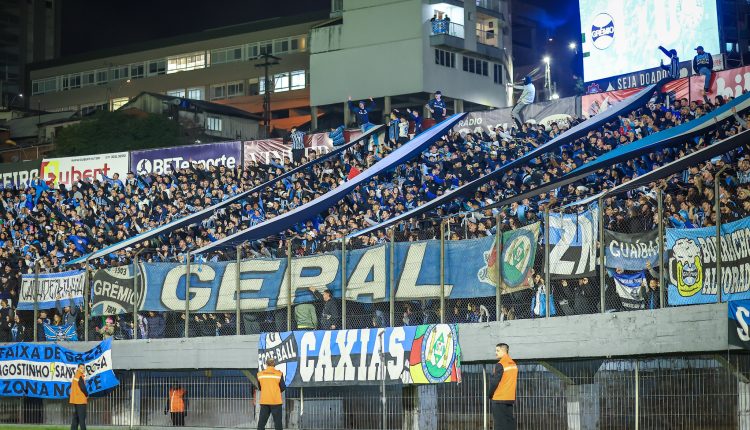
[311,291,341,329]
[348,100,377,126]
[146,313,166,339]
[693,52,713,73]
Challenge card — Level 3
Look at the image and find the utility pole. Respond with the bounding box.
[254,52,281,138]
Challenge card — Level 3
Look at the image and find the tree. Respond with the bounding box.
[54,110,182,156]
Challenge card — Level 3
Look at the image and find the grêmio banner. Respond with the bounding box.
[728,300,750,350]
[91,266,138,316]
[139,234,538,313]
[257,324,461,387]
[604,229,660,270]
[667,216,750,306]
[0,339,119,399]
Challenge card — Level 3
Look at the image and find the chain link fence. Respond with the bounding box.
[0,355,746,429]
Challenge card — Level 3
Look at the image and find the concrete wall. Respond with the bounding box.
[53,304,731,370]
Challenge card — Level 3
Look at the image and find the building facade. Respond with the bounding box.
[0,0,61,107]
[27,12,328,133]
[310,0,513,129]
[27,0,514,134]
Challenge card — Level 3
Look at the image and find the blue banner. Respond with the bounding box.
[0,339,119,399]
[612,270,647,309]
[728,300,750,349]
[258,324,461,387]
[18,270,85,311]
[43,324,79,341]
[140,234,534,312]
[667,216,750,306]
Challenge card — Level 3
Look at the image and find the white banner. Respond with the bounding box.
[17,270,86,310]
[41,152,129,188]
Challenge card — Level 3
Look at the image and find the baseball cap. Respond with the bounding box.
[695,46,704,51]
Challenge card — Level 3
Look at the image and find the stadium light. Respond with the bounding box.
[551,93,560,100]
[543,56,551,64]
[568,42,576,50]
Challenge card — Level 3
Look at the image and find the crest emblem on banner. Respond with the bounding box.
[671,238,704,296]
[258,332,299,386]
[409,324,460,384]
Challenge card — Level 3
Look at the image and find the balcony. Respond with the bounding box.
[430,20,465,51]
[476,27,504,59]
[476,0,505,19]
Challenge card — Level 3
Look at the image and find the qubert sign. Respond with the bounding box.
[41,152,130,187]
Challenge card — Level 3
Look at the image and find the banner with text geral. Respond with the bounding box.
[139,235,526,312]
[17,270,85,311]
[667,216,750,306]
[258,324,461,387]
[0,339,119,399]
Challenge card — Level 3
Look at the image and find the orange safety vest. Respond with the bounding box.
[69,368,88,405]
[492,354,518,402]
[257,366,284,405]
[168,388,186,413]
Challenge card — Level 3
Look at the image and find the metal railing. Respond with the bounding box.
[431,20,465,39]
[0,355,745,429]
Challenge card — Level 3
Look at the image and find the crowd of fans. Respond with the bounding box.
[1,90,748,341]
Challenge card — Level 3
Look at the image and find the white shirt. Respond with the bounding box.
[514,83,536,105]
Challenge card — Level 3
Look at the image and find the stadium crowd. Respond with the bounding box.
[1,91,749,341]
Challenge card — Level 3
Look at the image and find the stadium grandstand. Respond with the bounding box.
[2,1,750,429]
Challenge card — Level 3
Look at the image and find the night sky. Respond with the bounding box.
[61,0,582,95]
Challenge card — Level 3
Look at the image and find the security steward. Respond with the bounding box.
[164,383,188,426]
[257,357,286,430]
[69,362,89,430]
[488,343,518,430]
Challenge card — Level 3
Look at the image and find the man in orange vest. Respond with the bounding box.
[164,383,188,426]
[69,362,89,430]
[257,357,286,430]
[489,343,518,430]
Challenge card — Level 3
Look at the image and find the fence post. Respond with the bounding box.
[84,258,91,341]
[389,228,396,326]
[544,207,551,319]
[33,260,40,342]
[657,189,665,308]
[184,252,191,338]
[287,241,293,331]
[440,221,446,323]
[598,197,606,313]
[236,245,242,335]
[482,366,488,430]
[129,372,137,429]
[133,254,139,340]
[635,359,640,430]
[495,213,503,322]
[341,238,347,330]
[715,166,728,302]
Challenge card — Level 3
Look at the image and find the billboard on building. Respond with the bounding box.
[130,141,242,175]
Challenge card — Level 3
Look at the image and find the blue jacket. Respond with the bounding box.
[348,100,377,126]
[693,52,713,73]
[328,125,345,146]
[428,98,447,120]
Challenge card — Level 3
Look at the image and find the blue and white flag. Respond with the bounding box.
[0,339,119,399]
[17,270,85,310]
[43,323,78,342]
[612,270,646,310]
[605,229,660,270]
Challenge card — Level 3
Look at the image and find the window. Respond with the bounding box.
[62,74,81,90]
[206,117,223,132]
[167,89,186,98]
[111,66,129,81]
[167,52,206,74]
[434,49,455,68]
[259,43,272,55]
[148,60,166,76]
[111,97,129,111]
[211,84,226,100]
[82,72,95,86]
[493,64,503,85]
[96,69,108,85]
[227,81,244,97]
[33,77,58,94]
[130,64,144,79]
[210,46,243,65]
[248,78,260,96]
[462,56,488,77]
[273,72,290,92]
[290,70,305,90]
[188,87,204,100]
